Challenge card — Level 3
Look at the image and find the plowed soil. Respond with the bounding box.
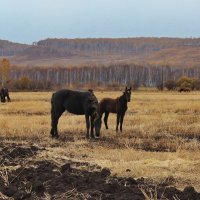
[0,141,200,200]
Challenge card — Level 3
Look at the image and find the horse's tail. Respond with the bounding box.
[51,93,56,118]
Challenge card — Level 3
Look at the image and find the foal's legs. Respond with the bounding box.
[120,112,125,132]
[104,111,109,129]
[116,113,120,132]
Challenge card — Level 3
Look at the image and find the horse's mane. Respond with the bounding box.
[88,91,98,104]
[87,90,99,119]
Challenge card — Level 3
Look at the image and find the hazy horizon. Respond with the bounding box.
[1,0,200,44]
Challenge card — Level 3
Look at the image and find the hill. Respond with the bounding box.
[1,37,200,67]
[0,39,29,57]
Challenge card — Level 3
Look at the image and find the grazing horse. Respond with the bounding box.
[50,89,102,138]
[179,87,191,92]
[0,88,11,102]
[100,87,132,132]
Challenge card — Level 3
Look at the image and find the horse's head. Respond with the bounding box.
[92,111,102,138]
[124,86,132,102]
[89,92,102,137]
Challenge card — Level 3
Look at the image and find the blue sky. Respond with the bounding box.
[0,0,200,44]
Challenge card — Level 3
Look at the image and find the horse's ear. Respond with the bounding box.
[88,89,93,93]
[129,87,132,91]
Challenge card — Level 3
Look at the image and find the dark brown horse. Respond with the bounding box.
[50,89,102,139]
[100,87,131,132]
[178,87,191,92]
[0,88,11,103]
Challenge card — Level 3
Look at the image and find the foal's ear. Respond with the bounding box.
[125,86,128,91]
[129,87,132,91]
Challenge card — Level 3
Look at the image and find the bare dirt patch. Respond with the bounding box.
[0,141,199,200]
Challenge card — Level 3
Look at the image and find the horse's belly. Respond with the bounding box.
[109,109,117,113]
[66,107,85,115]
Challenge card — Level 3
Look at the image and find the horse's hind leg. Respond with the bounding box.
[104,112,109,129]
[51,113,60,138]
[51,107,64,138]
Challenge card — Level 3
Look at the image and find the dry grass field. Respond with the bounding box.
[1,90,200,199]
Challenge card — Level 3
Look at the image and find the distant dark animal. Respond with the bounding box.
[178,88,191,92]
[50,89,102,138]
[100,87,132,132]
[0,88,11,102]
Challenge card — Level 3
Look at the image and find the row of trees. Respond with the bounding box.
[37,38,200,55]
[10,76,52,91]
[2,58,200,91]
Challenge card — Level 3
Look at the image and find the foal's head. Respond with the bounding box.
[124,87,132,102]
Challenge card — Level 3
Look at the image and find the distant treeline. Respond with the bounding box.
[10,64,200,89]
[36,38,200,54]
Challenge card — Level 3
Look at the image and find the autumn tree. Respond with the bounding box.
[0,58,11,87]
[164,80,176,90]
[176,76,200,90]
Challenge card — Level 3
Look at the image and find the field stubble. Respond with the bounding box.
[1,91,200,195]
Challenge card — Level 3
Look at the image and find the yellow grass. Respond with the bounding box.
[1,91,200,191]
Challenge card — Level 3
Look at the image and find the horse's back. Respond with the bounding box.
[51,89,91,115]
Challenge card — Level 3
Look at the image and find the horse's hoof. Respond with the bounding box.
[54,135,59,139]
[86,135,90,139]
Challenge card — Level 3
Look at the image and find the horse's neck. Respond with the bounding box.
[118,95,127,105]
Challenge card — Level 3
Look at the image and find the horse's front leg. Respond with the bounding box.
[50,109,64,138]
[85,114,90,139]
[116,113,120,132]
[90,117,95,138]
[1,96,5,103]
